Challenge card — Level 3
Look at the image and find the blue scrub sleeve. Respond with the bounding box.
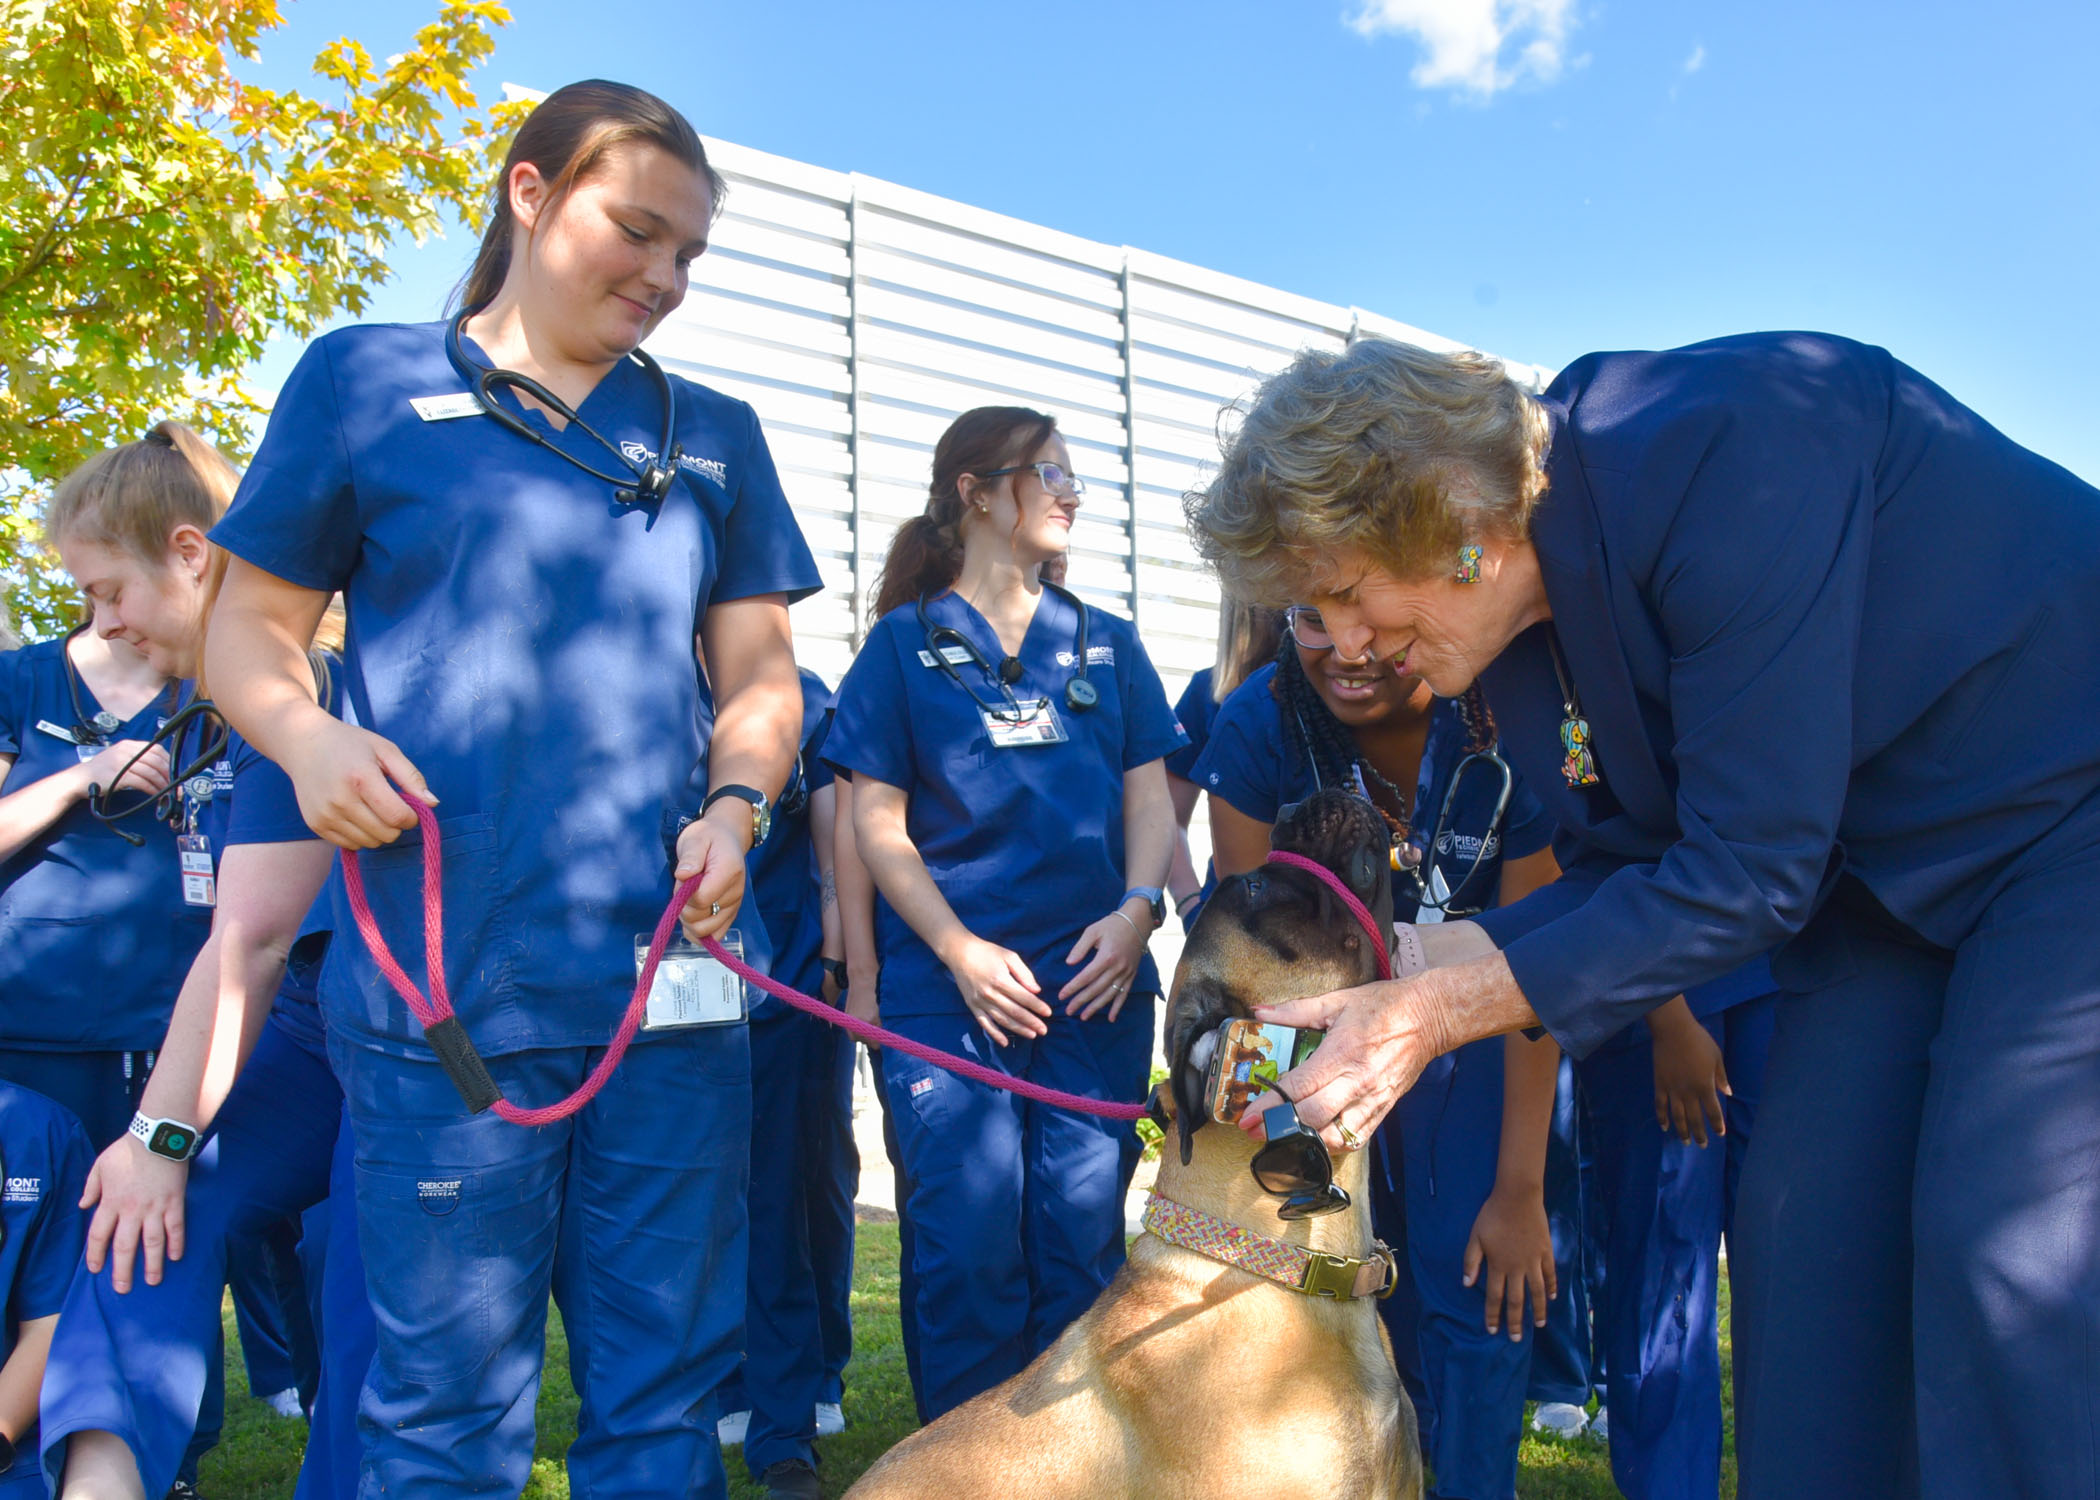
[707,402,822,607]
[0,650,22,757]
[803,709,837,796]
[1163,672,1212,780]
[14,1114,91,1320]
[1191,683,1289,825]
[1498,411,1871,1057]
[823,625,916,790]
[210,337,361,592]
[1116,626,1188,770]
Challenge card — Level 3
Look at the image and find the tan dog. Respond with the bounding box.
[845,791,1423,1500]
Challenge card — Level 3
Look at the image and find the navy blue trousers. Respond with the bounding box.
[1577,996,1774,1500]
[1383,1036,1591,1500]
[36,1018,372,1500]
[1734,826,2100,1500]
[876,1082,927,1423]
[721,1005,859,1474]
[331,1024,750,1499]
[879,1004,1151,1420]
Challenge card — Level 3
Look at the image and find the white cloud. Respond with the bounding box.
[1346,0,1579,99]
[1683,43,1706,74]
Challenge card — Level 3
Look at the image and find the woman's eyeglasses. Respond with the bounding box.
[1286,606,1341,653]
[977,461,1086,498]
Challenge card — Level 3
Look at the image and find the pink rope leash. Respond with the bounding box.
[340,792,1149,1125]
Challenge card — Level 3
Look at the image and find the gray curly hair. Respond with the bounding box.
[1186,338,1551,606]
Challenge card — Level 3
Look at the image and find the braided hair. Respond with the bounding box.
[1269,634,1501,849]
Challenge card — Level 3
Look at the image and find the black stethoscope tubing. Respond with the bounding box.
[60,625,127,747]
[84,698,230,847]
[917,581,1100,723]
[444,309,683,507]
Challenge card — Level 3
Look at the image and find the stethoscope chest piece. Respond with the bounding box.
[1065,676,1099,713]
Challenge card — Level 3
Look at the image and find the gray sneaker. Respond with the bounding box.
[761,1459,822,1500]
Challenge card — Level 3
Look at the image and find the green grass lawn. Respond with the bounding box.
[202,1224,1735,1498]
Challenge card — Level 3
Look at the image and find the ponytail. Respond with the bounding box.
[871,406,1057,620]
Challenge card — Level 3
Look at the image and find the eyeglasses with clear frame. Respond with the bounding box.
[977,460,1086,498]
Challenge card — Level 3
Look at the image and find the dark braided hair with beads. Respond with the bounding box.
[1268,634,1501,846]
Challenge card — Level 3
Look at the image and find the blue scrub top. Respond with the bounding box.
[0,639,202,1050]
[824,589,1187,1019]
[1164,667,1217,782]
[0,1079,93,1454]
[728,668,833,1018]
[209,321,822,1055]
[1468,333,2100,1058]
[1191,661,1557,912]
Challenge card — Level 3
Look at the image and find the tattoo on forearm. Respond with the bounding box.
[821,872,837,910]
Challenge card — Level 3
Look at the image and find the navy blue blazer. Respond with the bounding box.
[1471,333,2100,1057]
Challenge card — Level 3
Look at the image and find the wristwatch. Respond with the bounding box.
[1122,886,1166,928]
[701,784,772,848]
[128,1111,201,1163]
[821,957,849,990]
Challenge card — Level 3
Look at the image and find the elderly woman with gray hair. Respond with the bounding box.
[1188,333,2100,1500]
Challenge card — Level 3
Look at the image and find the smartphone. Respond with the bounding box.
[1202,1018,1322,1125]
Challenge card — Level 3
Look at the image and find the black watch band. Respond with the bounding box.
[701,784,772,847]
[821,957,849,988]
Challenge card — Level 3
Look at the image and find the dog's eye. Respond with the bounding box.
[1244,876,1266,899]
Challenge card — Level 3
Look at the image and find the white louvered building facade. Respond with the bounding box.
[643,134,1555,697]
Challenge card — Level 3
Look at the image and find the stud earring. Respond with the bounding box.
[1455,544,1483,584]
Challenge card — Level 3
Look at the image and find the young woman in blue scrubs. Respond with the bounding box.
[1193,610,1576,1500]
[827,405,1182,1421]
[203,81,820,1498]
[1193,333,2100,1500]
[26,438,369,1500]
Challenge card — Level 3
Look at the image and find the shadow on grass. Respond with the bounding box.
[204,1226,1735,1499]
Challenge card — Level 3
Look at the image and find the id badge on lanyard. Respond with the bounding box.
[177,834,216,908]
[636,929,748,1029]
[983,698,1068,749]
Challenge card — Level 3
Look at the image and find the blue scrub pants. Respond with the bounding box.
[230,1213,317,1404]
[810,1028,859,1408]
[331,1024,750,1500]
[1390,1036,1589,1500]
[878,1002,1151,1420]
[1575,995,1774,1500]
[37,1018,372,1499]
[1734,832,2100,1500]
[875,1079,927,1423]
[720,1005,859,1475]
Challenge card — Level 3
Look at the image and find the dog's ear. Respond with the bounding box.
[1144,1080,1174,1132]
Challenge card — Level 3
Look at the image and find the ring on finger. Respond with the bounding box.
[1337,1120,1362,1151]
[709,901,721,917]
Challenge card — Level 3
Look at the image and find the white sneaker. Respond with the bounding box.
[1588,1406,1610,1444]
[257,1387,306,1421]
[814,1401,845,1437]
[1531,1401,1590,1439]
[716,1409,751,1447]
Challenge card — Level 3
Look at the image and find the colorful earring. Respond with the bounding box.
[1455,544,1483,584]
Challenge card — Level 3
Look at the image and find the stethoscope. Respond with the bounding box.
[1291,704,1514,917]
[59,624,129,748]
[444,309,684,507]
[84,698,230,847]
[916,581,1099,723]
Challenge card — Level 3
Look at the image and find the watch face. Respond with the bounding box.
[149,1122,195,1159]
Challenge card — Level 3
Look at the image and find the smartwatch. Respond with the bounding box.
[1122,886,1166,928]
[701,784,772,848]
[128,1111,201,1163]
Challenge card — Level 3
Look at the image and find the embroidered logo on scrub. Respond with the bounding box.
[417,1179,463,1216]
[909,1078,935,1100]
[1054,646,1116,667]
[619,441,728,487]
[3,1177,41,1204]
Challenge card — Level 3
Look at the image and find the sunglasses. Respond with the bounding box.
[1251,1096,1351,1220]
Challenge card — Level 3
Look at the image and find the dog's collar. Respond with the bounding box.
[1142,1194,1399,1301]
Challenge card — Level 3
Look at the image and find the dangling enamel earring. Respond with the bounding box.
[1455,544,1483,584]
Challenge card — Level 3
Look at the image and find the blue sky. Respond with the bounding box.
[247,0,2100,481]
